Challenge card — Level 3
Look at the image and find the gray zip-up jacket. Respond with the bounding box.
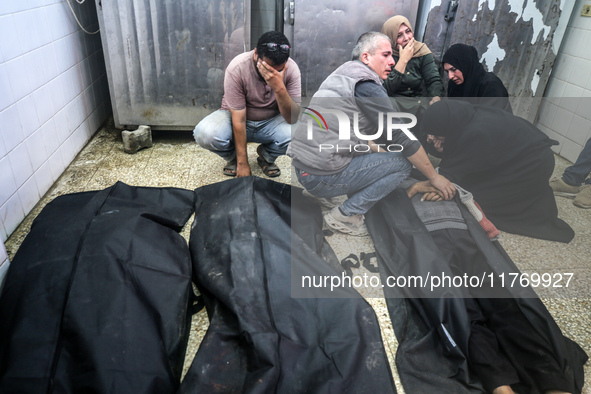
[288,60,419,175]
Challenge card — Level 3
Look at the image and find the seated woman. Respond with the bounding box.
[422,100,574,243]
[381,16,444,120]
[442,43,513,113]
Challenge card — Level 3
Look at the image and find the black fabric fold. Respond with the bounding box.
[181,177,396,394]
[422,100,574,243]
[365,189,587,394]
[0,182,195,393]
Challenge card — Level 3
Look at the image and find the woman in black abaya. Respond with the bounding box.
[442,43,513,113]
[422,100,574,243]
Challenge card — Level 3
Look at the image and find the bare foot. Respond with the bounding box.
[492,386,515,394]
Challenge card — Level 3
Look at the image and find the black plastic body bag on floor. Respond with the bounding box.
[180,177,396,393]
[365,189,587,393]
[0,182,195,393]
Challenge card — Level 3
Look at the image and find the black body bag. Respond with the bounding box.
[180,177,396,393]
[0,182,195,393]
[365,189,587,394]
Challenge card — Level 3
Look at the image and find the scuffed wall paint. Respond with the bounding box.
[479,0,494,12]
[423,0,576,121]
[472,1,493,22]
[531,69,541,93]
[480,33,504,70]
[517,0,548,44]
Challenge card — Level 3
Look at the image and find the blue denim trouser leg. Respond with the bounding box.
[562,138,591,186]
[193,110,291,163]
[296,152,412,215]
[193,110,235,160]
[246,115,292,163]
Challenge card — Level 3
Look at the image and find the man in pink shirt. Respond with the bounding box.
[194,31,301,177]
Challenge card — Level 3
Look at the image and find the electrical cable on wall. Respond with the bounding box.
[66,0,100,35]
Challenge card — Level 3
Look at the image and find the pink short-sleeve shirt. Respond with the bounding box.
[220,50,301,121]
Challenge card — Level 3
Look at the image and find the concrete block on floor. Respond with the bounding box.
[122,125,152,154]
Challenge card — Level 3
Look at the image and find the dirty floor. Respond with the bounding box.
[4,118,590,393]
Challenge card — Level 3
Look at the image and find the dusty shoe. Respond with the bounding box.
[549,177,580,198]
[573,185,591,209]
[324,207,368,236]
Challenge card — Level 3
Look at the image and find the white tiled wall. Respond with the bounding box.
[537,0,591,163]
[0,0,111,279]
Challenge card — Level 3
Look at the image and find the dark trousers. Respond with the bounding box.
[563,137,591,186]
[431,229,570,393]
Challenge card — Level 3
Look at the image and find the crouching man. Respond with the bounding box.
[288,31,455,236]
[194,31,301,177]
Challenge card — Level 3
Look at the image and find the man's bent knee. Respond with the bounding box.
[193,123,215,149]
[194,126,233,152]
[193,110,233,149]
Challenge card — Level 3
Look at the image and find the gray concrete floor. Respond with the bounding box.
[5,118,590,393]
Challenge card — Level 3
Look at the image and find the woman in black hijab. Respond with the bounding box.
[442,43,513,113]
[422,100,574,243]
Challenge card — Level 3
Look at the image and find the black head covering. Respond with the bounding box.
[442,44,486,97]
[421,99,475,152]
[423,99,552,163]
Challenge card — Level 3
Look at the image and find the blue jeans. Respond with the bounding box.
[296,152,411,215]
[562,138,591,186]
[193,109,291,163]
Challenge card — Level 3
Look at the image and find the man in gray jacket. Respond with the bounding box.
[288,32,455,236]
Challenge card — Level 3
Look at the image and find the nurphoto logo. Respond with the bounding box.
[303,107,418,153]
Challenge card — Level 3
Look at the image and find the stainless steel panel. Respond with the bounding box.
[96,0,250,130]
[251,0,282,46]
[423,0,576,122]
[289,0,420,97]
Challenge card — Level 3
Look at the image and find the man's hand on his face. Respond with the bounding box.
[257,60,287,93]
